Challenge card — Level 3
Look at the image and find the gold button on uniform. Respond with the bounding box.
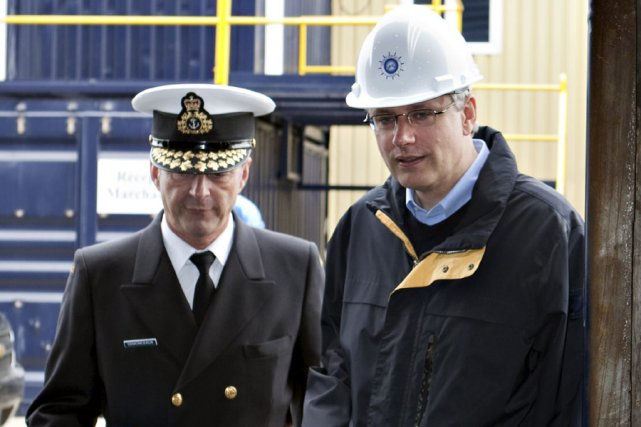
[171,393,183,407]
[224,386,238,400]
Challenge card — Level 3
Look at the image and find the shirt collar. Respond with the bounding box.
[406,139,489,225]
[161,212,235,273]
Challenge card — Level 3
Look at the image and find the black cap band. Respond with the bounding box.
[152,110,255,145]
[139,89,265,174]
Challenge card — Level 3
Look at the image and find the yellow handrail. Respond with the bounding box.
[215,0,232,86]
[0,0,464,84]
[474,74,568,194]
[1,1,566,192]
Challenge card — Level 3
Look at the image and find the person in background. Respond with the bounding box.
[27,83,323,427]
[303,5,586,426]
[234,193,266,228]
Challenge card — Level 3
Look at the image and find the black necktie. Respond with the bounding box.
[190,251,216,326]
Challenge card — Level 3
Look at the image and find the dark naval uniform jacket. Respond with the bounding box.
[26,212,323,427]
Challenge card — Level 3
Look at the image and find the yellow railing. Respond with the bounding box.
[0,0,464,84]
[474,74,568,194]
[1,1,567,193]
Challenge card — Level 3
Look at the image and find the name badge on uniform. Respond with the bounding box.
[123,338,158,349]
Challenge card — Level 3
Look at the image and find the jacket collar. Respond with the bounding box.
[366,126,518,251]
[176,215,273,386]
[129,212,266,283]
[131,213,166,284]
[123,213,196,366]
[122,212,272,380]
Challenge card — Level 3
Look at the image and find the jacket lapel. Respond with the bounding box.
[120,213,197,367]
[177,219,274,387]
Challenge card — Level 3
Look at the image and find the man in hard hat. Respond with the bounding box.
[303,5,585,426]
[26,84,323,427]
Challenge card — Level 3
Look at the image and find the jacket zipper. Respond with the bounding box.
[416,248,470,263]
[413,335,436,427]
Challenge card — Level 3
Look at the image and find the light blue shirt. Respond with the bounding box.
[233,194,266,228]
[406,139,489,226]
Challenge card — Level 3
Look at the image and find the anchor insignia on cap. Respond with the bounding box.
[177,92,213,135]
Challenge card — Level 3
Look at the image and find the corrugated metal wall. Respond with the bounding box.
[4,0,266,80]
[326,0,589,236]
[247,120,328,252]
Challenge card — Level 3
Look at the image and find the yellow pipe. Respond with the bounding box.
[474,83,561,91]
[556,73,569,194]
[456,0,464,32]
[0,14,381,27]
[303,65,355,75]
[299,24,308,76]
[214,0,232,85]
[227,16,379,26]
[502,134,558,142]
[2,12,477,28]
[429,0,464,32]
[477,74,568,194]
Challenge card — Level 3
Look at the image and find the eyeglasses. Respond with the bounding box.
[366,100,458,132]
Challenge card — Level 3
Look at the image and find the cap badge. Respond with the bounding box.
[379,52,404,79]
[176,92,214,135]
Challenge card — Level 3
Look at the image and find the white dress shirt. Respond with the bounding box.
[160,213,235,309]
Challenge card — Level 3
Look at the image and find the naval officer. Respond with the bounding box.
[27,84,323,427]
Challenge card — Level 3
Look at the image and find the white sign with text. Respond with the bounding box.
[96,154,162,215]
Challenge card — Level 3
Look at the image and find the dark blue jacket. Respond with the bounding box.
[303,127,585,426]
[27,214,323,427]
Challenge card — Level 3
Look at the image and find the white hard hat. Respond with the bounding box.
[346,5,483,109]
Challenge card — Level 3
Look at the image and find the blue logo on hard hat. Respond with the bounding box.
[379,52,404,79]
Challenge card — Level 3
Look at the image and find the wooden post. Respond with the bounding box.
[587,0,641,424]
